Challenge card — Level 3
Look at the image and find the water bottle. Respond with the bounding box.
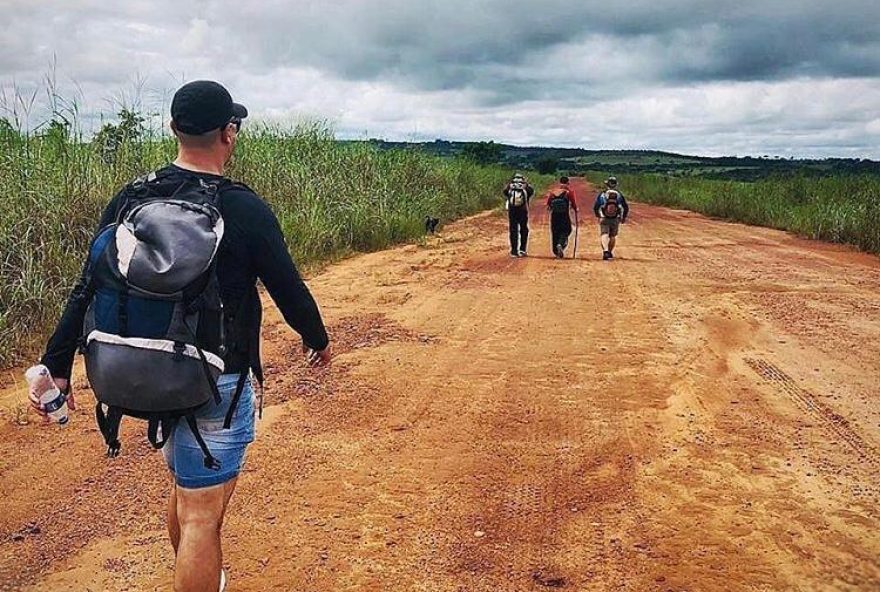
[25,364,69,425]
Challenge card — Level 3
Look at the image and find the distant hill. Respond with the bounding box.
[357,139,880,181]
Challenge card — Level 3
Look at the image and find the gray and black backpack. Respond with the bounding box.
[508,183,527,208]
[80,170,235,469]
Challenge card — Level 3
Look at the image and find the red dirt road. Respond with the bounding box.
[1,178,878,591]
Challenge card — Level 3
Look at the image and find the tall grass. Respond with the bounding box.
[585,171,880,254]
[0,112,523,368]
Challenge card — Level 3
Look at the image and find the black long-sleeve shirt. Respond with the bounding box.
[42,164,329,380]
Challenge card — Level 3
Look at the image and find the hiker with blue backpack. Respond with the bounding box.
[33,81,331,592]
[503,172,534,257]
[593,176,629,260]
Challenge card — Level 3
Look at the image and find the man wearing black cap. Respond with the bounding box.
[37,81,331,592]
[171,79,250,136]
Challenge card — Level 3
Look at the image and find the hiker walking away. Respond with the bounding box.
[593,176,629,260]
[546,176,578,258]
[33,80,331,592]
[503,173,534,257]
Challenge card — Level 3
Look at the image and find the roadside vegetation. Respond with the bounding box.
[0,105,530,368]
[365,140,880,181]
[585,171,880,255]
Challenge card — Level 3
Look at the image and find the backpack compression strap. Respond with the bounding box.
[223,372,250,429]
[220,366,266,429]
[221,290,267,428]
[179,322,223,407]
[147,417,178,450]
[192,343,223,405]
[95,403,123,458]
[185,415,220,470]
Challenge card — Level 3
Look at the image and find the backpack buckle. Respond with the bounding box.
[199,179,219,195]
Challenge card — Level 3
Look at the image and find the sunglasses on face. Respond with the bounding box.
[228,117,242,132]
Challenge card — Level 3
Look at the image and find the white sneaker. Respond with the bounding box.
[219,569,227,592]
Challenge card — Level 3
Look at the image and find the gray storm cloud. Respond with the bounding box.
[231,0,880,92]
[1,0,879,156]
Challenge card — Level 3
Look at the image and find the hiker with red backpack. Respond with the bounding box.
[545,176,578,258]
[593,176,629,260]
[503,173,534,257]
[32,81,331,592]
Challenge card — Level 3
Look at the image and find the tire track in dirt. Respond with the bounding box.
[745,357,880,469]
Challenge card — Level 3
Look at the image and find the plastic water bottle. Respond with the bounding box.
[25,365,69,425]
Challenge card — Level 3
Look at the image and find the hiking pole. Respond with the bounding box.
[573,212,579,259]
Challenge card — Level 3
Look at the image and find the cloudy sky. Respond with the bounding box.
[3,0,880,157]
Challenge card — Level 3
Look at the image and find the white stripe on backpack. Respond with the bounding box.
[86,331,225,372]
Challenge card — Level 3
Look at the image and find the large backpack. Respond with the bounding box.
[80,169,233,469]
[549,190,570,213]
[601,190,621,218]
[509,184,527,208]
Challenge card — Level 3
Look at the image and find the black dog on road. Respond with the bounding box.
[425,216,440,234]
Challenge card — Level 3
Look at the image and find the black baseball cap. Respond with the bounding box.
[171,80,248,135]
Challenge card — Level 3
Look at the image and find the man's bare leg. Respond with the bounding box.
[601,232,611,252]
[608,235,617,253]
[173,478,238,592]
[169,486,180,553]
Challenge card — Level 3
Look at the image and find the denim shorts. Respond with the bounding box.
[163,373,256,489]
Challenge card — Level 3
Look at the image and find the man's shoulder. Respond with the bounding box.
[219,186,282,234]
[222,180,262,201]
[221,183,272,214]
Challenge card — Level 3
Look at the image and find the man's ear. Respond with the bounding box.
[220,125,234,145]
[170,120,179,137]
